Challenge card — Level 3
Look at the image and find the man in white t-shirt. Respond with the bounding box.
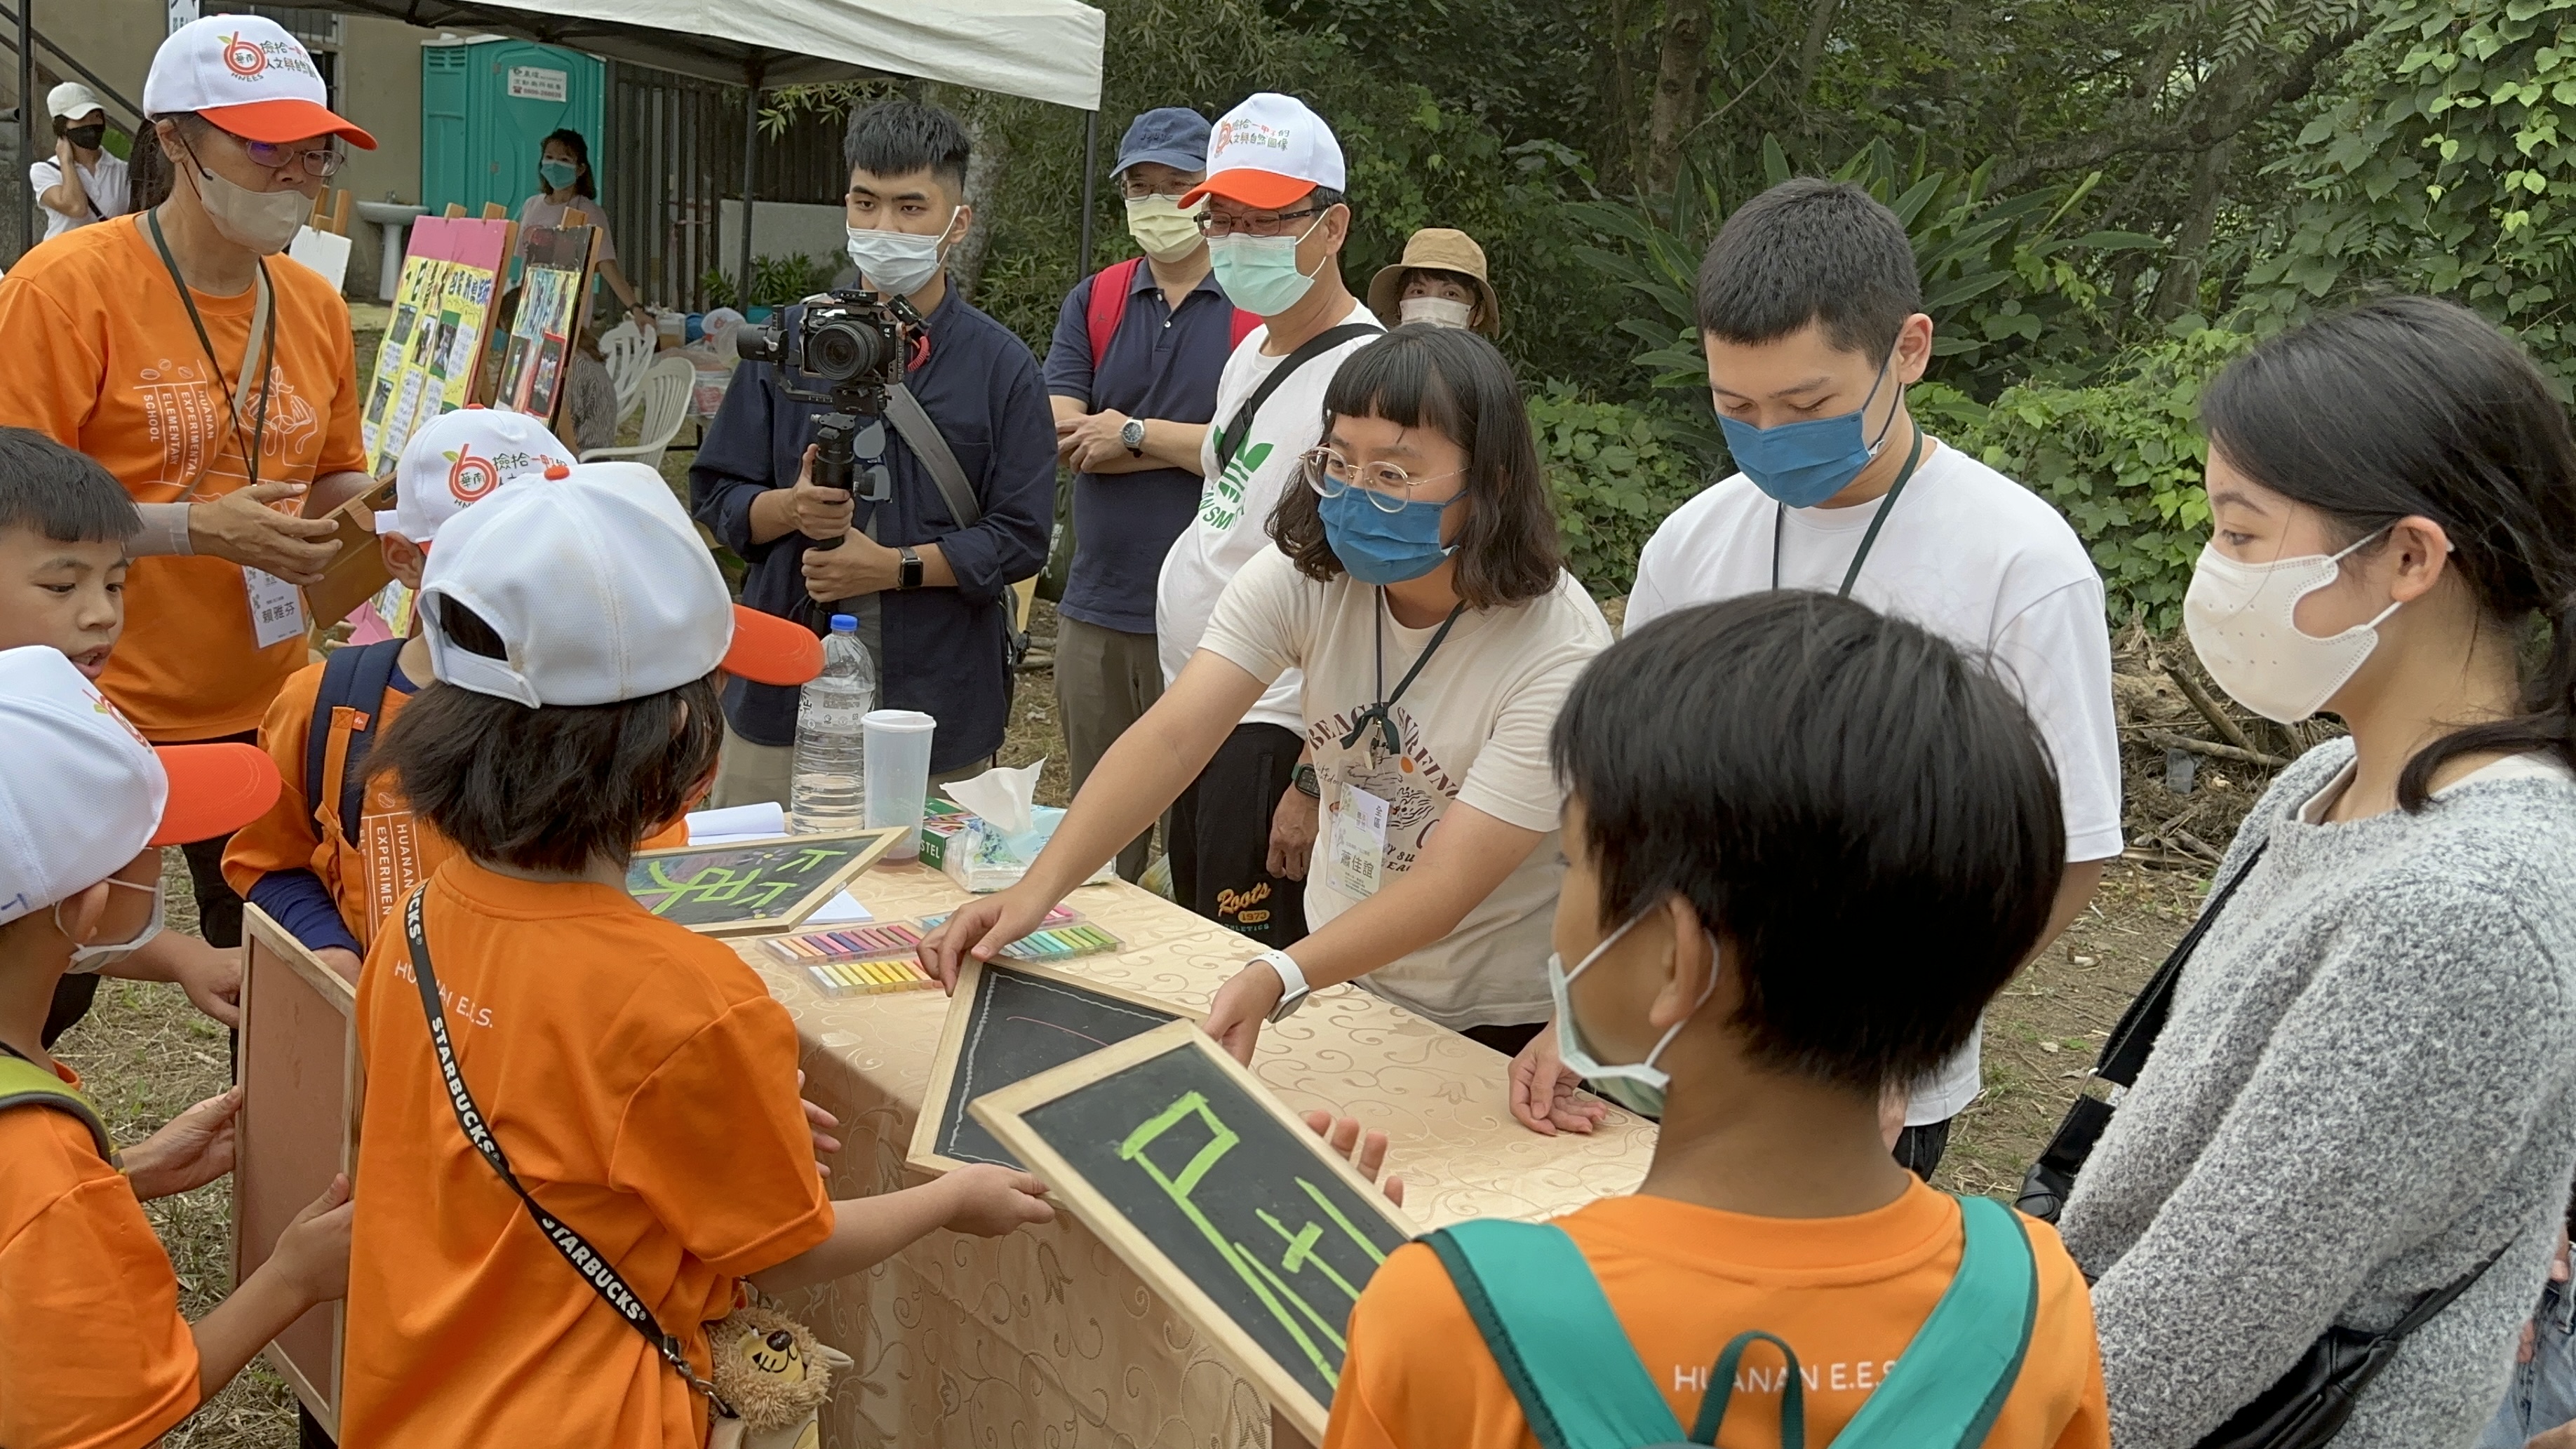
[1509,179,2123,1175]
[1155,93,1382,949]
[28,84,129,244]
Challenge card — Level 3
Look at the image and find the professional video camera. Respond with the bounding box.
[734,289,925,558]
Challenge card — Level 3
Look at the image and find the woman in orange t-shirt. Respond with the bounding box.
[0,15,374,966]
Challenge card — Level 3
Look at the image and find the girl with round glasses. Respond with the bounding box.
[927,325,1611,1063]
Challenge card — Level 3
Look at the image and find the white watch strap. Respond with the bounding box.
[1256,950,1309,1020]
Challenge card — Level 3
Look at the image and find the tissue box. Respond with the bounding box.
[916,797,1113,894]
[913,796,972,872]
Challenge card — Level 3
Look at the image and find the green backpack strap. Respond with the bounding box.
[1691,1331,1807,1448]
[0,1049,118,1166]
[1425,1220,1693,1449]
[1831,1194,2038,1448]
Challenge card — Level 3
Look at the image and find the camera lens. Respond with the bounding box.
[807,319,888,382]
[734,325,786,364]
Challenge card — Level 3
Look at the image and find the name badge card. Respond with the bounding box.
[1328,781,1389,899]
[246,568,307,649]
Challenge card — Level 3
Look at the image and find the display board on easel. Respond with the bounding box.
[497,225,601,437]
[361,214,515,474]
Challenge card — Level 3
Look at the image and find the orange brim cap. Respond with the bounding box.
[1180,168,1317,211]
[149,743,282,847]
[202,97,377,149]
[725,605,824,687]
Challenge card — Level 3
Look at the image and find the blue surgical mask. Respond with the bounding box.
[847,207,958,298]
[538,159,580,192]
[1206,215,1324,316]
[1546,911,1720,1118]
[1715,355,1899,508]
[1321,487,1463,586]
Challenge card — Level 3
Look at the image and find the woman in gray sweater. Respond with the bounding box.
[2059,296,2576,1447]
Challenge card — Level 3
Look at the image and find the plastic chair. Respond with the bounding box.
[580,351,695,471]
[596,318,657,424]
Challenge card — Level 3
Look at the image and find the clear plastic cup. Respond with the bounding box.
[861,710,938,859]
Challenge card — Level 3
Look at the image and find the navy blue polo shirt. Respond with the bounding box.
[690,285,1055,771]
[1041,264,1237,635]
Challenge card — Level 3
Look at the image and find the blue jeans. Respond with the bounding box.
[2480,1271,2576,1448]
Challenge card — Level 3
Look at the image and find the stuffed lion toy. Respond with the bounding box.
[704,1306,853,1449]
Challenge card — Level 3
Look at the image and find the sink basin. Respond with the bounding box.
[355,201,428,226]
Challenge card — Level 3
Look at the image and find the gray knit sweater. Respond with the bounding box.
[2059,739,2576,1448]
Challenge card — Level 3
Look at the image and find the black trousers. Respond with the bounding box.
[1167,722,1309,949]
[1893,1116,1954,1180]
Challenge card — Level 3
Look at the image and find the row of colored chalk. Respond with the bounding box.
[765,922,925,965]
[805,957,939,997]
[993,922,1124,962]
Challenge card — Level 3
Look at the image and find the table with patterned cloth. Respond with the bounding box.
[736,859,1658,1449]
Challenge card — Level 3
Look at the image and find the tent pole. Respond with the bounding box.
[18,0,32,256]
[1076,108,1098,280]
[737,59,762,301]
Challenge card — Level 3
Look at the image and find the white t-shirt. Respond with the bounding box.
[29,154,128,241]
[1628,439,2124,1123]
[517,193,618,263]
[1157,300,1382,731]
[1200,547,1613,1029]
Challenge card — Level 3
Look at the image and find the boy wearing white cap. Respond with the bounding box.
[0,645,355,1448]
[29,81,128,242]
[1156,92,1381,950]
[337,463,1052,1447]
[222,406,584,975]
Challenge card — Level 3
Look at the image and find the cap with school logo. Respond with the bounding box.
[1181,93,1343,211]
[419,461,824,708]
[387,405,576,544]
[0,647,280,926]
[144,14,377,149]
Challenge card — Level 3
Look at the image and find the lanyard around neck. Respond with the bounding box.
[148,209,275,493]
[1771,422,1926,600]
[1341,589,1467,759]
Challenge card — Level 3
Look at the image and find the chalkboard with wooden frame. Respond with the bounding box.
[970,1020,1415,1442]
[907,957,1202,1177]
[624,826,906,937]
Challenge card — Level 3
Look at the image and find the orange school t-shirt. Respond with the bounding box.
[0,1061,201,1449]
[0,215,368,741]
[1323,1184,2108,1449]
[223,656,692,951]
[341,858,835,1449]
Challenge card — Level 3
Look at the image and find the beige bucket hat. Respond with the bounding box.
[1369,228,1501,337]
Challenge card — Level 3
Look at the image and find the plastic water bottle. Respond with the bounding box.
[791,614,874,833]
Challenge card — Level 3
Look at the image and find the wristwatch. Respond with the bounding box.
[1252,950,1311,1023]
[897,546,923,590]
[1119,417,1147,457]
[1292,763,1321,799]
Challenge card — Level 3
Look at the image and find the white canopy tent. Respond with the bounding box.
[315,0,1109,285]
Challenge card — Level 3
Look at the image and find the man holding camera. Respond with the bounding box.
[691,100,1054,807]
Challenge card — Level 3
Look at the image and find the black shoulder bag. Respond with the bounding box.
[403,889,739,1422]
[1211,321,1384,475]
[2017,843,2505,1449]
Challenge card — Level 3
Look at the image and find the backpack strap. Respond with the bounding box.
[1212,321,1384,476]
[1830,1195,2038,1449]
[1084,258,1145,376]
[1228,306,1261,350]
[1425,1220,1689,1449]
[0,1044,117,1166]
[307,640,405,847]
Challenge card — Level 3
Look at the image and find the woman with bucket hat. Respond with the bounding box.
[1369,227,1502,336]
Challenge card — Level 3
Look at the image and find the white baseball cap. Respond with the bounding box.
[388,405,575,544]
[145,14,376,149]
[419,462,822,708]
[0,647,279,926]
[46,83,105,121]
[1183,93,1344,211]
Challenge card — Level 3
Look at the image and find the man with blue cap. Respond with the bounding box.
[1042,107,1256,882]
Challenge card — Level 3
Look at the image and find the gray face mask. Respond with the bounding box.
[183,140,309,253]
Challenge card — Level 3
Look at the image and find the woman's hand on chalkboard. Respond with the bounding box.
[1506,1023,1611,1137]
[918,887,1052,990]
[1205,964,1284,1065]
[939,1164,1056,1235]
[1301,1111,1405,1209]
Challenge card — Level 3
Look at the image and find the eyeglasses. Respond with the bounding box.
[1301,447,1462,513]
[241,136,346,178]
[1198,205,1328,238]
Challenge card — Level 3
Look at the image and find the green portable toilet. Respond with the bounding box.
[420,37,607,221]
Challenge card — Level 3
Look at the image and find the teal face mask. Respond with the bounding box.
[538,159,580,192]
[1545,911,1719,1118]
[1206,214,1325,316]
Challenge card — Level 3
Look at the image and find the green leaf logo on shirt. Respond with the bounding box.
[1202,441,1272,532]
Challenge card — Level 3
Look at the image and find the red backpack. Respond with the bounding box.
[1084,257,1260,372]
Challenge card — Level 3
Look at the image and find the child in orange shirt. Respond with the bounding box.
[1321,591,2109,1449]
[222,406,579,976]
[0,427,248,1046]
[0,645,354,1449]
[339,462,1054,1448]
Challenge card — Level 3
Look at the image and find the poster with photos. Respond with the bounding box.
[499,225,600,432]
[364,216,515,475]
